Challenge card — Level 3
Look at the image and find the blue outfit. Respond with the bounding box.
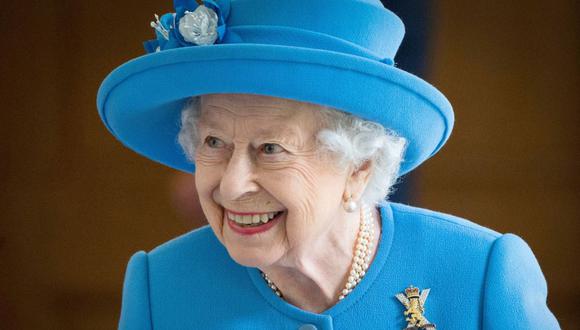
[119,203,560,329]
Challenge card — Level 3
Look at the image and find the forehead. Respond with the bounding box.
[198,94,324,130]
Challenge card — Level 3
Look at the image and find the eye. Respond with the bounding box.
[205,136,225,148]
[261,143,284,155]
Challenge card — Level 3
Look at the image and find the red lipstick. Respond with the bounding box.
[226,211,285,235]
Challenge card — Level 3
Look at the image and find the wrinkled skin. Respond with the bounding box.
[194,93,381,313]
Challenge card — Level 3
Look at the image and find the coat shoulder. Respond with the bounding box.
[146,225,237,271]
[148,225,220,257]
[389,202,501,242]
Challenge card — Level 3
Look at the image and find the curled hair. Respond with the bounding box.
[177,96,407,207]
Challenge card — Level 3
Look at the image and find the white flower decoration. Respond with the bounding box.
[178,5,219,45]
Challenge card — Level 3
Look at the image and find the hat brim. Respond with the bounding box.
[97,43,453,175]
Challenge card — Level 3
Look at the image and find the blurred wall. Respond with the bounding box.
[0,0,577,328]
[417,1,579,324]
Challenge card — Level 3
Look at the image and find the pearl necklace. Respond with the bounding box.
[260,202,375,301]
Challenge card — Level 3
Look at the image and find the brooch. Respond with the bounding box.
[395,285,436,330]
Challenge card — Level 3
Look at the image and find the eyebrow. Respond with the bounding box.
[199,120,304,147]
[255,126,306,149]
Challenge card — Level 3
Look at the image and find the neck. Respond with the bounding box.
[259,206,382,313]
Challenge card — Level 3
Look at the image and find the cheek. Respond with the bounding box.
[268,162,326,222]
[194,150,226,192]
[194,164,218,197]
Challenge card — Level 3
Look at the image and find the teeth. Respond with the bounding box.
[242,215,252,224]
[227,210,281,226]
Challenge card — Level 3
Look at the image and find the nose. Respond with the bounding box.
[219,148,260,202]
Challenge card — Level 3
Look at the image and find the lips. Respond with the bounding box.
[226,210,284,226]
[226,210,285,236]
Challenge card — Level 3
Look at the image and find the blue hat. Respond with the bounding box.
[97,0,453,175]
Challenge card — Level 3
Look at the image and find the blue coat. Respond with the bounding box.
[119,202,560,329]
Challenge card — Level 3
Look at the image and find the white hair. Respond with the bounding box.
[177,96,407,208]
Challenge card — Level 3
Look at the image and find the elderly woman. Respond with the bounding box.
[97,0,560,329]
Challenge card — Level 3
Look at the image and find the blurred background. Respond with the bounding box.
[1,0,578,328]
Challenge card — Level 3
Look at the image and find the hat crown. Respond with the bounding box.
[224,0,405,64]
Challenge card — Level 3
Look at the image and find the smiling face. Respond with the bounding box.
[194,94,352,267]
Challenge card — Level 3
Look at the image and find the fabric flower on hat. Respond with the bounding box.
[179,5,218,45]
[144,0,230,53]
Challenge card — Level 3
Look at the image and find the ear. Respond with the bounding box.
[343,159,373,202]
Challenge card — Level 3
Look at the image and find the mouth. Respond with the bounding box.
[226,210,284,226]
[225,210,286,235]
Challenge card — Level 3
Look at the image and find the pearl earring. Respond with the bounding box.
[344,197,358,212]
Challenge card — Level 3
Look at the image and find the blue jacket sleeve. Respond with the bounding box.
[118,251,153,330]
[482,234,560,329]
